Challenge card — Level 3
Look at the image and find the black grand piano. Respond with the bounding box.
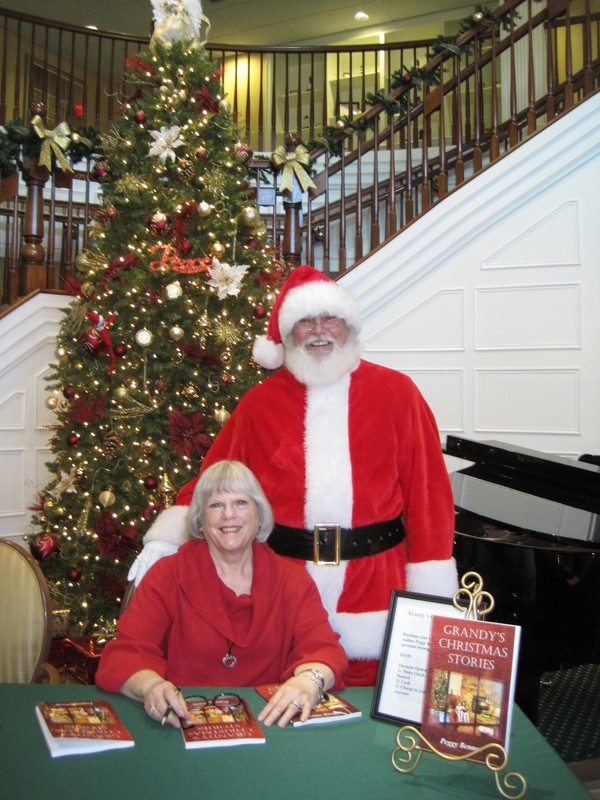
[447,435,600,722]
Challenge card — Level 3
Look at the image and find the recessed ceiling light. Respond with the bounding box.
[355,11,369,22]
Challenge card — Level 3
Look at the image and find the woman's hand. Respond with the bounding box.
[122,670,192,728]
[257,674,318,728]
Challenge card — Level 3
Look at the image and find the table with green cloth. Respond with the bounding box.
[0,684,588,800]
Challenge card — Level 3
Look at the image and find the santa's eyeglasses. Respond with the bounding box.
[295,315,344,332]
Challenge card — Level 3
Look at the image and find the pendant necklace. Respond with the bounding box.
[222,639,237,669]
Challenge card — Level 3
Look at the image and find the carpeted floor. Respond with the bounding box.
[536,664,600,763]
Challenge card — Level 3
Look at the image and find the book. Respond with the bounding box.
[420,615,521,763]
[36,700,134,758]
[255,683,362,726]
[181,697,265,748]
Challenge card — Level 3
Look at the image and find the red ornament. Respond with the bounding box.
[402,72,412,84]
[144,475,158,490]
[134,109,147,124]
[181,240,193,254]
[30,532,60,561]
[114,342,128,358]
[79,325,104,356]
[91,160,110,183]
[67,432,80,447]
[234,141,253,164]
[63,385,75,399]
[69,566,82,581]
[148,211,173,238]
[254,304,267,319]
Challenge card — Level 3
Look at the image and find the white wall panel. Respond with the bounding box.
[474,284,580,350]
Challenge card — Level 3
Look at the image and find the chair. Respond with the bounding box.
[0,539,59,682]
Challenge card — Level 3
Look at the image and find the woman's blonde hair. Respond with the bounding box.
[186,460,274,543]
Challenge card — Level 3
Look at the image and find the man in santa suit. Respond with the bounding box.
[131,265,458,685]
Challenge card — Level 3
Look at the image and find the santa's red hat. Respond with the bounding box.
[252,265,362,369]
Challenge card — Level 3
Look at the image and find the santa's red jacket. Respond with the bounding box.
[143,360,457,685]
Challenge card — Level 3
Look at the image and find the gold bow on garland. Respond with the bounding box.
[31,115,74,173]
[271,144,316,193]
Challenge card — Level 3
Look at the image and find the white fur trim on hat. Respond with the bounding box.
[252,333,284,369]
[405,557,459,598]
[277,279,361,342]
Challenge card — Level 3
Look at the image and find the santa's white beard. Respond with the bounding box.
[283,332,361,387]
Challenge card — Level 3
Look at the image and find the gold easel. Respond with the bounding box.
[391,572,527,800]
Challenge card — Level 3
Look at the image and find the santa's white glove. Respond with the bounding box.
[128,505,190,587]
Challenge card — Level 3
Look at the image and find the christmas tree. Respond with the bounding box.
[29,2,286,638]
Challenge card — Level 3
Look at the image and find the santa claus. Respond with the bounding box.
[130,265,458,685]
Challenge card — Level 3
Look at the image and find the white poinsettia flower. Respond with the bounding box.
[148,125,185,163]
[207,258,249,299]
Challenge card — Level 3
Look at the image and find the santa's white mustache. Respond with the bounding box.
[303,334,335,347]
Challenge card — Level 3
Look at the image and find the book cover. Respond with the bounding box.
[255,684,362,726]
[181,697,265,748]
[420,615,521,763]
[36,700,134,758]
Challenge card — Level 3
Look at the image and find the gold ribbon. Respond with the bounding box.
[31,115,74,173]
[271,144,316,193]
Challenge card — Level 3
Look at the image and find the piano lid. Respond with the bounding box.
[446,436,600,542]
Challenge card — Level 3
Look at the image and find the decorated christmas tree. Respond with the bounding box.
[29,0,286,638]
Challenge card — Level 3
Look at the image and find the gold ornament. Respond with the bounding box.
[240,206,260,227]
[335,119,346,129]
[164,282,183,300]
[169,325,185,341]
[46,395,59,410]
[141,438,156,456]
[43,496,55,512]
[113,385,128,401]
[159,472,176,508]
[219,98,231,113]
[75,251,89,271]
[252,222,267,242]
[215,407,230,425]
[473,10,484,21]
[183,382,199,398]
[55,346,68,362]
[211,241,226,258]
[197,200,212,217]
[99,488,116,508]
[80,281,95,298]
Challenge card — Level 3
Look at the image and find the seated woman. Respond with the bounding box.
[95,460,347,728]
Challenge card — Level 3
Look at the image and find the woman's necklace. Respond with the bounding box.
[222,639,237,669]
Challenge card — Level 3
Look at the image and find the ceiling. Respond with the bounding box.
[1,0,476,46]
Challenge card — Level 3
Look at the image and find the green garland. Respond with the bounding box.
[0,117,102,177]
[309,4,520,155]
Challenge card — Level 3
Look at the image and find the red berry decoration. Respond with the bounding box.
[67,433,80,447]
[69,566,82,581]
[134,109,147,124]
[30,532,60,561]
[144,475,158,490]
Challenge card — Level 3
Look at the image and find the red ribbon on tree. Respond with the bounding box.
[85,310,117,376]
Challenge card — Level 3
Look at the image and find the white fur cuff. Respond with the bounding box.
[142,504,190,546]
[405,557,459,599]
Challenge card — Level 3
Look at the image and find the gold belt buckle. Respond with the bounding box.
[313,524,341,566]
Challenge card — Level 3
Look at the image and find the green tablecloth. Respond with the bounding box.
[0,684,588,800]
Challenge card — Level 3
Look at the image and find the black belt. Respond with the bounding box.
[268,516,404,565]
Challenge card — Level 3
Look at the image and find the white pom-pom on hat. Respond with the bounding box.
[252,265,361,369]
